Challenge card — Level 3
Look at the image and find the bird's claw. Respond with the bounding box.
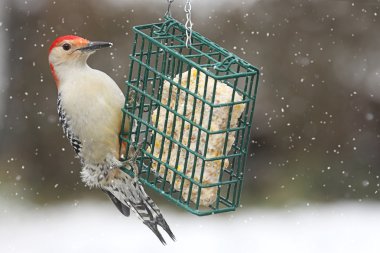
[120,141,145,179]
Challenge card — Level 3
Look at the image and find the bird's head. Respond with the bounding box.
[48,35,113,86]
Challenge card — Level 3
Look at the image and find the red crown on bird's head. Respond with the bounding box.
[49,35,89,54]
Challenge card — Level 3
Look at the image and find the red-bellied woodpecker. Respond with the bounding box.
[48,35,175,244]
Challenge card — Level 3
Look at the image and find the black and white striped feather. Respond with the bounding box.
[105,178,175,244]
[57,93,82,155]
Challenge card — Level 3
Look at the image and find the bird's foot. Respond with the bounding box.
[120,141,145,181]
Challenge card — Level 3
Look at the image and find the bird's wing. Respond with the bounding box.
[57,93,82,155]
[102,189,130,217]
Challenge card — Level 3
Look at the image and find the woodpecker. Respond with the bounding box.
[48,35,175,244]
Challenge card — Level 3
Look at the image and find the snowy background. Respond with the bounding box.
[1,0,380,252]
[2,198,380,253]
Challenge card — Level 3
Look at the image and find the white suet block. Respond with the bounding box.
[151,68,245,206]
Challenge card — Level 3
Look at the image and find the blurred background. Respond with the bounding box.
[0,0,379,252]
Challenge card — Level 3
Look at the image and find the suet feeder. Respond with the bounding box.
[120,17,259,216]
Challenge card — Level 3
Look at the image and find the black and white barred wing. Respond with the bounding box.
[57,94,82,155]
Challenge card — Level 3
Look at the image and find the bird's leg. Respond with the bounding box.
[129,161,140,184]
[126,90,136,106]
[120,141,144,180]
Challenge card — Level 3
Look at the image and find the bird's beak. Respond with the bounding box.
[78,41,113,52]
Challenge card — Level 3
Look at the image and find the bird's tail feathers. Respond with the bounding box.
[128,200,167,245]
[105,178,175,244]
[136,183,176,241]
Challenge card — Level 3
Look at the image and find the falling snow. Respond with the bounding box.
[0,0,379,252]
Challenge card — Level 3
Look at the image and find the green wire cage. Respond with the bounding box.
[120,17,259,216]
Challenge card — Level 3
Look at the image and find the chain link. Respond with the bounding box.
[164,0,193,47]
[165,0,175,17]
[184,0,193,47]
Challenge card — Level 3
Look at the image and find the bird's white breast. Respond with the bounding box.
[59,66,125,164]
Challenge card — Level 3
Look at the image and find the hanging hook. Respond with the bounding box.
[165,0,175,17]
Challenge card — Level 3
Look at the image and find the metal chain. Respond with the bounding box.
[165,0,175,17]
[184,0,193,47]
[164,0,193,47]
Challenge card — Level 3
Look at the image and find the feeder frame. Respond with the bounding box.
[120,17,259,216]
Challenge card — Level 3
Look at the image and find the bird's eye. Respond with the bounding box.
[62,43,71,51]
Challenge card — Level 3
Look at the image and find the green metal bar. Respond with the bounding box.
[145,50,163,183]
[161,49,180,192]
[153,49,170,187]
[193,71,209,209]
[236,72,260,207]
[182,63,197,207]
[169,59,184,197]
[223,71,240,208]
[194,43,206,209]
